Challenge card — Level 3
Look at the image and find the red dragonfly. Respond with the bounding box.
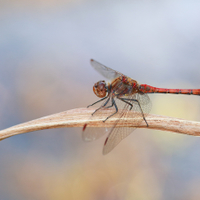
[83,59,200,154]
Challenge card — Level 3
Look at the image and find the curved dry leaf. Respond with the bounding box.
[0,107,200,141]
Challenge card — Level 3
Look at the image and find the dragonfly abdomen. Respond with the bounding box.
[140,84,200,95]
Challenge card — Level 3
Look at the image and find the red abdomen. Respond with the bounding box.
[139,84,200,95]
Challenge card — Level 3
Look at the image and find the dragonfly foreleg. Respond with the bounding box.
[91,97,110,116]
[120,98,149,127]
[103,98,118,122]
[87,96,108,108]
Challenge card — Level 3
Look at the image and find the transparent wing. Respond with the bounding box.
[82,127,111,142]
[102,92,152,155]
[90,59,123,80]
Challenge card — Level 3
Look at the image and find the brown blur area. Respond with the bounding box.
[1,0,200,200]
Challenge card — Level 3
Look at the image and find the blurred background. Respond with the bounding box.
[1,0,200,199]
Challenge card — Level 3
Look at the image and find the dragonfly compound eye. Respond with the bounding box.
[93,80,107,98]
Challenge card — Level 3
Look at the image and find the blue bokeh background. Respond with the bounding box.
[1,1,200,199]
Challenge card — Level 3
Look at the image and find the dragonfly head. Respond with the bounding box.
[93,80,108,98]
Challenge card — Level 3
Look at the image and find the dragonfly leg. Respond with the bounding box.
[87,96,108,108]
[105,99,114,109]
[103,98,118,122]
[91,97,110,115]
[119,98,149,127]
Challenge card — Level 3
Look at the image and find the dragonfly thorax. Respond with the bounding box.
[93,80,109,98]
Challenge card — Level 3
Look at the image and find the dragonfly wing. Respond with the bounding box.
[90,59,123,80]
[103,127,134,155]
[137,92,152,116]
[82,127,110,142]
[102,98,134,154]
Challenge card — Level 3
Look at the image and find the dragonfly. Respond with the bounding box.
[83,59,200,155]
